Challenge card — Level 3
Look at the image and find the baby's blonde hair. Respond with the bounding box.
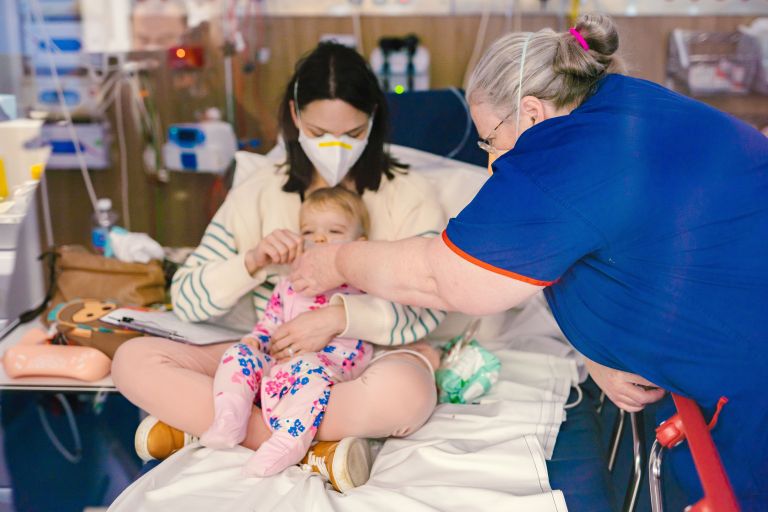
[301,187,370,237]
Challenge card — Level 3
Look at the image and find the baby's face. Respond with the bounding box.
[300,206,363,247]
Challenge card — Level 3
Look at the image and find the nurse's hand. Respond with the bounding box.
[584,358,666,412]
[245,230,303,275]
[290,243,345,297]
[269,305,346,363]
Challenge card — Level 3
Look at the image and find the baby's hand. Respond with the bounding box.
[245,229,303,273]
[240,335,263,350]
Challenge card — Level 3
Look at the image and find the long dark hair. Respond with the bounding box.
[278,42,406,196]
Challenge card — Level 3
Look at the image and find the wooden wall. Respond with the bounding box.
[43,14,768,249]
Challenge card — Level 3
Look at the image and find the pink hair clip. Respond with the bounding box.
[569,27,589,51]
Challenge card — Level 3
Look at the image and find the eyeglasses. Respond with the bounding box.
[477,112,513,154]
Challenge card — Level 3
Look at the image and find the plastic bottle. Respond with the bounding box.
[91,198,119,257]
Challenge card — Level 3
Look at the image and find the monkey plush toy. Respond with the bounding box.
[47,299,141,358]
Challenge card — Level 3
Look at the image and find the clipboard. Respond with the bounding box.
[101,308,246,345]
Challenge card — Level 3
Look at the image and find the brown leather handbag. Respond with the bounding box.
[39,246,166,358]
[51,245,166,308]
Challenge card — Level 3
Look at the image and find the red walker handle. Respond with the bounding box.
[655,394,740,512]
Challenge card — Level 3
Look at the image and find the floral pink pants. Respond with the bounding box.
[213,338,372,458]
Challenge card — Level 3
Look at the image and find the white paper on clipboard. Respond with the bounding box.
[101,308,246,345]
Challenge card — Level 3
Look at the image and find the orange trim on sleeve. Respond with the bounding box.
[441,230,556,287]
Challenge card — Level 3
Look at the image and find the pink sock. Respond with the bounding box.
[200,392,252,449]
[243,431,312,477]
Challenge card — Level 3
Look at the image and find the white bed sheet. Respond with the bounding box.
[109,146,582,511]
[108,347,576,512]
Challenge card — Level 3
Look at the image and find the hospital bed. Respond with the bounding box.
[109,144,594,511]
[107,90,713,512]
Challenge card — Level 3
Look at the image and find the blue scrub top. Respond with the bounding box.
[444,74,768,506]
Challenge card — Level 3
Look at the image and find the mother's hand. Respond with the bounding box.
[290,243,346,297]
[269,305,346,362]
[584,357,666,412]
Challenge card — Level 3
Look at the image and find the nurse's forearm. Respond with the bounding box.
[334,236,542,316]
[336,237,453,311]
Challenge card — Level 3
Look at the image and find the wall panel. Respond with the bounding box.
[45,14,767,248]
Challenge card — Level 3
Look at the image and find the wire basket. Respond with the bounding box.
[667,30,759,96]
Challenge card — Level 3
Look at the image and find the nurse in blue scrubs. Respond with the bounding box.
[291,13,768,509]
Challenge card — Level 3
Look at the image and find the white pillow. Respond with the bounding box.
[386,144,488,217]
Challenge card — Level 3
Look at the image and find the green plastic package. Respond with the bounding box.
[435,334,501,404]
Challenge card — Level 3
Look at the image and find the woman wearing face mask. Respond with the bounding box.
[111,42,445,491]
[291,14,768,508]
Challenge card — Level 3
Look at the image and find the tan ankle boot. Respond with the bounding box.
[134,416,198,462]
[301,438,372,493]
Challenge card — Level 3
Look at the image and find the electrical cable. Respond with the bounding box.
[30,2,150,228]
[0,293,44,341]
[114,81,131,230]
[137,74,167,241]
[37,394,83,464]
[0,249,57,342]
[92,71,122,118]
[130,75,165,193]
[129,74,153,142]
[463,1,491,90]
[445,87,473,160]
[29,0,99,214]
[101,62,161,231]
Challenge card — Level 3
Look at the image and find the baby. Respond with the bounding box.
[200,187,372,477]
